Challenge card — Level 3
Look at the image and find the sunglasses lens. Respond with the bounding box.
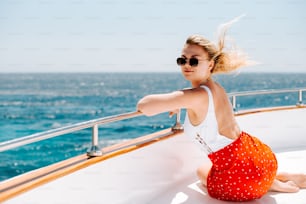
[176,57,186,66]
[189,58,198,67]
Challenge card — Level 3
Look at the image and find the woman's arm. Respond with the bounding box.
[137,88,206,116]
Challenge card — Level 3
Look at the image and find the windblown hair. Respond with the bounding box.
[186,15,250,74]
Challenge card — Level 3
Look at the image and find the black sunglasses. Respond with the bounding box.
[176,57,199,67]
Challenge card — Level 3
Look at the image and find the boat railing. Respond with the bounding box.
[0,87,305,157]
[0,110,183,156]
[228,87,306,112]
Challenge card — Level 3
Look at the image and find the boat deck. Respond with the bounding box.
[2,108,306,204]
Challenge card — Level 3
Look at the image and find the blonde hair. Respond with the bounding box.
[186,15,250,74]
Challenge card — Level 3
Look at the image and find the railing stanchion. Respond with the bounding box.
[232,95,237,113]
[171,110,184,131]
[87,124,103,157]
[297,89,304,107]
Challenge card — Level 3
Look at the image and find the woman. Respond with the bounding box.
[136,17,306,201]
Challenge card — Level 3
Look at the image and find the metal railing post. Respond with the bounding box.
[232,95,237,113]
[171,110,184,131]
[297,89,304,107]
[87,124,103,157]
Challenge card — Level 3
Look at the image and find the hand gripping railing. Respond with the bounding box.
[0,111,183,157]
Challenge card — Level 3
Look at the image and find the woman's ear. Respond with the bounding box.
[208,60,215,72]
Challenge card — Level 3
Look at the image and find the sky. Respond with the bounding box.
[0,0,306,73]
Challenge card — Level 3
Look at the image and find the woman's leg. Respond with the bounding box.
[197,160,306,193]
[196,161,212,186]
[276,172,306,188]
[269,172,306,193]
[269,179,299,193]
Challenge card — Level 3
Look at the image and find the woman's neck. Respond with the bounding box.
[191,77,212,88]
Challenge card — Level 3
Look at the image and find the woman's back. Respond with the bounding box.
[200,82,240,140]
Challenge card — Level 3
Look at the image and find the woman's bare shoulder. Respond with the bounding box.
[212,82,228,94]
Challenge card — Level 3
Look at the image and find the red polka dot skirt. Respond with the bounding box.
[207,131,278,201]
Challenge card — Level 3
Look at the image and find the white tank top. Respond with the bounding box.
[183,86,233,153]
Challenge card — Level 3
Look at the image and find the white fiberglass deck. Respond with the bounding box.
[4,108,306,204]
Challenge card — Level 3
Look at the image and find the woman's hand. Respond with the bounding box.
[169,109,180,118]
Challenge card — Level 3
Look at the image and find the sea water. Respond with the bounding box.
[1,72,306,181]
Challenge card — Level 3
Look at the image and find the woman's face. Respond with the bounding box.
[179,43,214,85]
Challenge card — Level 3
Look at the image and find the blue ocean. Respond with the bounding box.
[1,72,306,181]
